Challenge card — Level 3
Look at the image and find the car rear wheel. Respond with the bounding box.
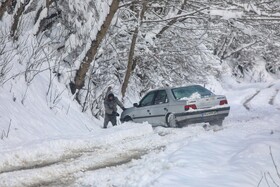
[209,119,223,126]
[166,113,178,128]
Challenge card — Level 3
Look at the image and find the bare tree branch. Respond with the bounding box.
[223,40,258,59]
[156,3,209,37]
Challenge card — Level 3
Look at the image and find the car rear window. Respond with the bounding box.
[172,85,213,100]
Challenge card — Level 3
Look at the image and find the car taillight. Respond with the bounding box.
[185,104,197,111]
[219,100,228,105]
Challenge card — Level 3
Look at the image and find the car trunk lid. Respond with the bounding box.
[185,95,227,110]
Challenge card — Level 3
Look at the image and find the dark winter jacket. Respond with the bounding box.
[104,96,124,115]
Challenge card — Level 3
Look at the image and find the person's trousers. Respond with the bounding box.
[103,114,117,128]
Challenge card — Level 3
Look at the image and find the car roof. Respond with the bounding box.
[148,84,201,92]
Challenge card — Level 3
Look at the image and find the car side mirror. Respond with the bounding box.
[133,103,139,107]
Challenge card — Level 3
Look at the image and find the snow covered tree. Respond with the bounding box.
[121,0,147,98]
[209,0,280,80]
[72,0,120,93]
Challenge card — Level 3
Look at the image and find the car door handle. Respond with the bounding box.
[147,110,151,115]
[164,108,168,111]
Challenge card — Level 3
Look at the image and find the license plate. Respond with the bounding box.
[202,111,217,117]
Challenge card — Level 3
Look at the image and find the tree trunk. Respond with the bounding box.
[121,0,147,98]
[72,0,120,93]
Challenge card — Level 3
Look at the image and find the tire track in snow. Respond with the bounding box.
[28,149,153,187]
[73,126,226,187]
[0,135,165,187]
[0,125,205,187]
[0,148,102,174]
[0,150,152,187]
[243,84,274,110]
[243,90,260,110]
[0,124,234,187]
[0,152,83,175]
[269,89,279,105]
[0,124,154,176]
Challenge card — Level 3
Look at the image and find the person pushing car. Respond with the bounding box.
[103,87,126,128]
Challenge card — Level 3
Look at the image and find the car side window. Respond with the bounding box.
[139,91,156,107]
[154,90,168,105]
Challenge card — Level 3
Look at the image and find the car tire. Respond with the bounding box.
[209,119,223,126]
[123,116,132,122]
[166,113,178,128]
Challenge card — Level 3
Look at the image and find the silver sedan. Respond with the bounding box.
[120,85,230,127]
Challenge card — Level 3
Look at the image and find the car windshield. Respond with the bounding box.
[172,85,213,100]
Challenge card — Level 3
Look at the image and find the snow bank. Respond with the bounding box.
[152,119,280,187]
[0,69,101,147]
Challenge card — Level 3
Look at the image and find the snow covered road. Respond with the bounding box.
[0,122,208,187]
[0,81,280,187]
[73,82,280,187]
[0,124,158,186]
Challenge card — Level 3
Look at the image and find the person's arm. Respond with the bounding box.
[115,97,125,110]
